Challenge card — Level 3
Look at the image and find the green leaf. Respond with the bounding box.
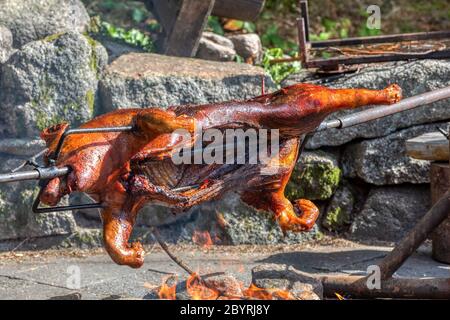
[132,8,146,23]
[207,16,224,35]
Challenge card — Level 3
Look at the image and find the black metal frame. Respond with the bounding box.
[33,126,134,213]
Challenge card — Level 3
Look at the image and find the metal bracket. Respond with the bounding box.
[33,125,135,213]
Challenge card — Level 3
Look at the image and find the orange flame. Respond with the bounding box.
[192,230,213,249]
[158,276,177,300]
[335,292,346,300]
[186,273,220,300]
[243,283,273,300]
[243,283,295,300]
[216,212,228,228]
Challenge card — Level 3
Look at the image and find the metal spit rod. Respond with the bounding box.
[316,85,450,131]
[0,166,69,183]
[1,86,450,184]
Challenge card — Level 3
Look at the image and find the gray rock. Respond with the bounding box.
[196,38,236,62]
[342,123,446,185]
[202,32,234,49]
[350,185,430,241]
[196,32,236,62]
[0,138,45,156]
[282,60,450,149]
[251,264,323,299]
[0,0,90,47]
[323,182,355,232]
[286,150,341,200]
[0,156,76,240]
[99,52,275,112]
[228,33,262,64]
[95,37,145,63]
[178,193,320,245]
[0,32,108,138]
[0,25,13,63]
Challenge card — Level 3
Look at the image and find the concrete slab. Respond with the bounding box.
[0,241,448,299]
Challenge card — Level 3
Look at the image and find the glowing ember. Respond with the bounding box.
[186,273,220,300]
[192,230,213,248]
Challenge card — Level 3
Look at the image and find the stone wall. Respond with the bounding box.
[0,0,448,249]
[283,59,450,241]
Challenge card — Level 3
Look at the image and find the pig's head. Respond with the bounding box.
[38,123,72,206]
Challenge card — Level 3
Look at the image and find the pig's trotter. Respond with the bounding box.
[101,206,144,268]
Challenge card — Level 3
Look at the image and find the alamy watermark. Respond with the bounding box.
[170,125,281,175]
[366,5,381,30]
[66,265,81,290]
[366,265,381,290]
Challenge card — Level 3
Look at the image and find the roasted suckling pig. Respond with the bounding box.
[39,83,402,268]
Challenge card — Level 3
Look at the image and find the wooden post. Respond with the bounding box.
[406,131,450,264]
[147,0,215,57]
[144,0,265,57]
[165,0,216,57]
[430,163,450,264]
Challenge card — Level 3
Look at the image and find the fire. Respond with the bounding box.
[158,276,177,300]
[243,283,295,300]
[215,212,228,228]
[186,273,220,300]
[192,230,213,248]
[335,292,346,300]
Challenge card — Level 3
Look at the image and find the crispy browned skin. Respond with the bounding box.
[39,83,402,268]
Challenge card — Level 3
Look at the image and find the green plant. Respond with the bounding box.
[310,17,351,41]
[207,16,224,35]
[261,24,298,54]
[100,21,154,51]
[261,48,301,84]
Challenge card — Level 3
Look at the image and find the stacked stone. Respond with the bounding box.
[0,0,448,248]
[283,59,450,241]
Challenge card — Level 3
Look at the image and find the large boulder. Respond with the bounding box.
[283,59,450,149]
[99,52,275,112]
[350,185,430,241]
[0,0,90,47]
[0,156,76,241]
[342,122,447,185]
[0,25,13,64]
[0,32,108,138]
[286,150,341,201]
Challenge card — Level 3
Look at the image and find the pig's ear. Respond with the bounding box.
[40,122,69,148]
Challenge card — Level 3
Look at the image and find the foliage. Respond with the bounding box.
[207,16,224,35]
[261,48,300,85]
[99,21,154,52]
[264,0,298,12]
[309,18,352,41]
[261,24,298,55]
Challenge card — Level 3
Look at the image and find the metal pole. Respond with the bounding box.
[0,166,69,183]
[299,0,310,42]
[317,85,450,131]
[297,18,308,68]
